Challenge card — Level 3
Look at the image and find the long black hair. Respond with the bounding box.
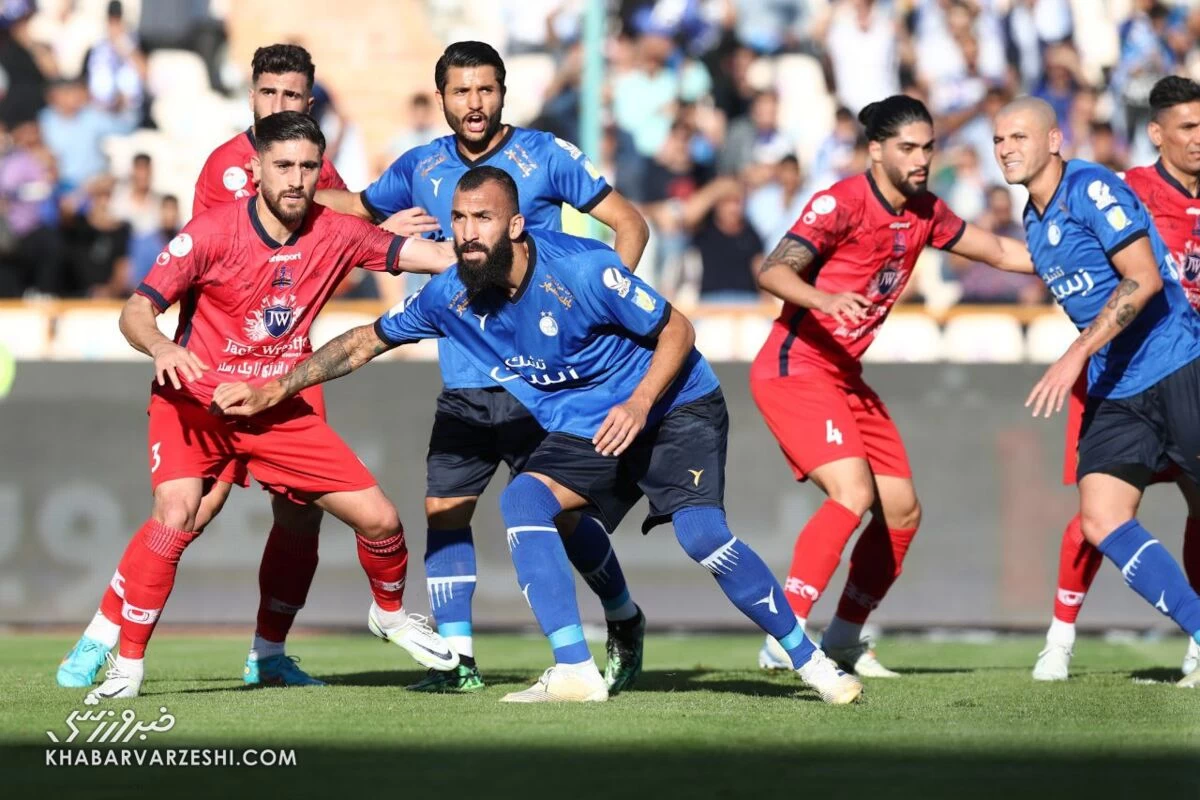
[858,96,933,141]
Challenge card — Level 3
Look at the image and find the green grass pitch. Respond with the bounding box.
[2,632,1198,798]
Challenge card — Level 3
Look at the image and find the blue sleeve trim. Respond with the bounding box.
[577,183,613,214]
[372,317,413,347]
[936,219,968,252]
[386,236,405,274]
[135,282,169,312]
[646,301,672,338]
[360,191,386,224]
[1105,229,1149,259]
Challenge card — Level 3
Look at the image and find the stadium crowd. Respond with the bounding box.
[1,0,1199,310]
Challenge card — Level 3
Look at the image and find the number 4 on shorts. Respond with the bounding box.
[825,420,843,446]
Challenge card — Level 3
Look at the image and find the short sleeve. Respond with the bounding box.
[135,226,210,311]
[1074,174,1151,258]
[576,258,671,339]
[341,216,405,274]
[374,281,445,345]
[191,154,220,216]
[361,151,417,222]
[318,158,348,191]
[930,196,968,251]
[544,135,612,213]
[785,191,855,261]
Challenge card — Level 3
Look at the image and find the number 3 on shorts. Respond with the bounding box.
[825,419,843,446]
[150,441,162,473]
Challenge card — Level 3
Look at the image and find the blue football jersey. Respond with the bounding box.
[373,230,720,439]
[362,127,613,389]
[1024,159,1200,398]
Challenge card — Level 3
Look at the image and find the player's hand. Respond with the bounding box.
[593,396,652,457]
[381,207,441,237]
[1026,348,1087,419]
[817,291,872,326]
[212,381,284,417]
[149,342,208,390]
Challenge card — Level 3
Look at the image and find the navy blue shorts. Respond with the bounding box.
[425,387,547,498]
[521,389,728,533]
[1077,356,1200,489]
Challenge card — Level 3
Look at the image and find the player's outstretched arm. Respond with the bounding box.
[594,306,694,457]
[213,323,396,417]
[756,236,870,325]
[947,224,1034,273]
[1026,238,1163,418]
[395,237,457,274]
[119,294,209,390]
[589,190,651,272]
[314,188,374,220]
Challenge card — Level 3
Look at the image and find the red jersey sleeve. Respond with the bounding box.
[929,195,968,251]
[339,215,404,273]
[786,190,856,260]
[135,226,211,311]
[191,152,224,217]
[318,158,347,191]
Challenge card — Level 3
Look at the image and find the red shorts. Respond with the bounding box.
[751,373,912,481]
[1062,372,1179,486]
[213,385,326,485]
[146,388,373,501]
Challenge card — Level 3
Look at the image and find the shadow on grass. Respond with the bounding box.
[6,743,1197,799]
[1129,667,1183,684]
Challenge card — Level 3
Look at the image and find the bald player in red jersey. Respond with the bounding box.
[1035,76,1200,682]
[752,96,1032,677]
[73,112,460,704]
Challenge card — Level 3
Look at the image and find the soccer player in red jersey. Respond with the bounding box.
[78,112,458,704]
[55,44,358,691]
[751,96,1032,677]
[1034,76,1200,681]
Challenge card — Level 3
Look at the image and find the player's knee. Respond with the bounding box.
[888,497,921,531]
[152,493,202,532]
[828,482,875,518]
[1079,509,1125,547]
[425,496,477,529]
[357,502,403,541]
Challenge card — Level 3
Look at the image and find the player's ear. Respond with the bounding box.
[306,95,314,112]
[867,139,882,165]
[251,154,262,186]
[1048,127,1063,156]
[1148,120,1164,149]
[509,213,525,241]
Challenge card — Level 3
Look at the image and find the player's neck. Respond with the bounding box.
[1027,157,1065,214]
[869,165,910,212]
[254,195,303,244]
[505,240,530,298]
[457,125,510,160]
[1161,158,1200,197]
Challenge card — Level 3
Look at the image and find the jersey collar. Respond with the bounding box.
[1024,160,1068,221]
[248,198,302,249]
[453,125,517,169]
[865,171,903,217]
[244,126,256,149]
[508,234,537,304]
[1155,159,1200,199]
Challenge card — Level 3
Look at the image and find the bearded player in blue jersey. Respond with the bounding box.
[993,97,1200,686]
[318,42,650,694]
[215,167,864,705]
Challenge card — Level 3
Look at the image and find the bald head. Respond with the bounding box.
[993,96,1064,189]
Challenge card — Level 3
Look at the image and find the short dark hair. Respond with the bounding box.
[132,152,151,166]
[435,41,506,95]
[253,111,326,156]
[858,95,933,141]
[456,166,518,214]
[1150,76,1200,120]
[251,44,315,90]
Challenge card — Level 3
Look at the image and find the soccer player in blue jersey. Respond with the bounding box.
[317,42,650,694]
[215,167,865,704]
[993,97,1200,684]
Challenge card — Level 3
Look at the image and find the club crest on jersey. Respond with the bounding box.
[1188,207,1200,237]
[868,262,901,298]
[891,232,907,256]
[271,263,295,288]
[244,294,306,341]
[1047,223,1062,246]
[505,144,538,178]
[539,311,559,336]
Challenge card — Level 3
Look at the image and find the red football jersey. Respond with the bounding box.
[136,197,405,407]
[751,172,966,382]
[192,128,347,216]
[1124,161,1200,310]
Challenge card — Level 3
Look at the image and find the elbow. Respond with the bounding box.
[1145,270,1164,296]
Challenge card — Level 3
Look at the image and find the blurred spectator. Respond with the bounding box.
[60,175,130,297]
[1113,1,1179,162]
[809,106,858,187]
[1077,120,1127,174]
[942,145,987,225]
[717,89,794,186]
[110,152,164,288]
[38,76,136,190]
[746,154,809,253]
[80,1,144,114]
[0,119,61,297]
[823,0,900,114]
[0,3,47,127]
[705,42,757,123]
[1063,84,1098,153]
[692,181,764,303]
[500,0,583,54]
[948,185,1045,305]
[1003,0,1073,90]
[612,29,712,158]
[137,0,228,94]
[736,0,818,55]
[1032,43,1082,130]
[387,93,442,162]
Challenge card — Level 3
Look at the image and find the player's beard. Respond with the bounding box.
[884,162,929,198]
[262,185,312,227]
[456,236,514,302]
[447,106,504,152]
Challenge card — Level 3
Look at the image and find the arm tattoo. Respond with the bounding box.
[759,238,816,276]
[278,325,393,397]
[1079,278,1141,342]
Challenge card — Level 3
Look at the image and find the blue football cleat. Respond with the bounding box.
[243,654,326,687]
[57,636,112,688]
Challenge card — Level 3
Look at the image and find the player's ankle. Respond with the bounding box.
[1047,617,1076,646]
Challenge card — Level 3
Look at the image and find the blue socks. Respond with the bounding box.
[562,515,638,621]
[424,527,476,653]
[1097,519,1200,636]
[500,475,590,664]
[673,507,816,668]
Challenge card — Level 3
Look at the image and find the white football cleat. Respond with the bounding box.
[823,638,901,678]
[758,635,792,670]
[1177,669,1200,688]
[1182,638,1199,677]
[501,661,609,703]
[367,604,459,671]
[796,650,863,705]
[83,654,142,705]
[1032,642,1072,681]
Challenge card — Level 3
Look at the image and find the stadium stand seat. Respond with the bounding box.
[862,312,943,363]
[942,313,1026,363]
[50,307,133,360]
[1025,310,1079,363]
[0,306,52,359]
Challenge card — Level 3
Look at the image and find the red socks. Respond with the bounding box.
[256,524,320,643]
[1051,514,1103,624]
[836,517,918,624]
[783,500,862,618]
[356,530,408,612]
[117,519,199,658]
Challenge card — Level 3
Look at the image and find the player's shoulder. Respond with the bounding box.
[1063,158,1126,198]
[308,202,369,234]
[809,174,867,213]
[516,127,578,158]
[188,197,245,233]
[204,129,253,165]
[529,229,616,264]
[395,135,455,172]
[1121,163,1160,192]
